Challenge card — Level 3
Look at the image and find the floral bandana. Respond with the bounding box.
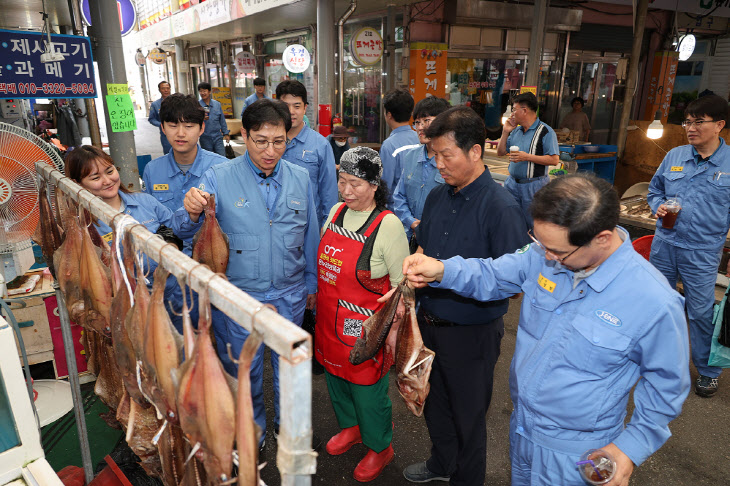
[338,146,383,185]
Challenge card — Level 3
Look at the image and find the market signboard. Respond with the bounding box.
[81,0,137,36]
[0,29,96,98]
[643,51,678,123]
[235,51,256,73]
[282,44,310,74]
[408,42,448,105]
[212,87,233,117]
[350,27,384,66]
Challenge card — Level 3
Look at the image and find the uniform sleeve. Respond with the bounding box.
[433,251,531,301]
[380,141,396,194]
[647,158,669,214]
[218,103,229,135]
[148,102,161,128]
[317,140,339,227]
[392,169,415,231]
[142,164,154,196]
[303,182,320,294]
[170,170,217,237]
[612,294,690,466]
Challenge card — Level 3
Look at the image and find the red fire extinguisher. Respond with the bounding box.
[332,113,342,127]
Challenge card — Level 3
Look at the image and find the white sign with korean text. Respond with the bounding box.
[282,44,310,74]
[351,27,383,66]
[235,51,256,73]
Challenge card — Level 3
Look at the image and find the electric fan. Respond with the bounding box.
[0,122,64,288]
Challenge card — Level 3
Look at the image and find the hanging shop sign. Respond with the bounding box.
[520,86,537,95]
[235,51,256,73]
[81,0,137,37]
[677,34,696,61]
[350,27,383,66]
[0,29,96,98]
[134,50,146,67]
[148,48,167,65]
[282,44,310,73]
[408,42,448,105]
[643,51,678,123]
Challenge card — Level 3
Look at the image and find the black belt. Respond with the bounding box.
[418,308,458,327]
[515,175,545,184]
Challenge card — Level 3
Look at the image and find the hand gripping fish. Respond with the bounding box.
[192,194,229,275]
[395,285,434,417]
[349,282,404,365]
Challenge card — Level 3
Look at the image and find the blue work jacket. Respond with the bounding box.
[148,97,164,133]
[432,228,690,466]
[282,125,338,227]
[241,93,268,117]
[143,146,226,253]
[506,118,559,180]
[193,154,319,294]
[380,125,420,199]
[647,138,730,251]
[199,98,230,141]
[392,144,444,237]
[95,192,199,301]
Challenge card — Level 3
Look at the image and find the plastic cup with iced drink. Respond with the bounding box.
[509,145,520,162]
[576,449,616,485]
[662,198,681,229]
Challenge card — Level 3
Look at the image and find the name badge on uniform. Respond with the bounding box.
[102,232,113,244]
[153,184,170,191]
[537,273,556,293]
[670,166,683,172]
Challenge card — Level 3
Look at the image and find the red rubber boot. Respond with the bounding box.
[326,425,362,455]
[353,444,394,482]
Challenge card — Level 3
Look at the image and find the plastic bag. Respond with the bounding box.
[225,142,236,159]
[708,286,730,368]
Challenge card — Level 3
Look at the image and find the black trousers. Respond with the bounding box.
[419,312,504,486]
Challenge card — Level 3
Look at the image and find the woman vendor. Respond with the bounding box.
[315,147,409,482]
[65,145,196,329]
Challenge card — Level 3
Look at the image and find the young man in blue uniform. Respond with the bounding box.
[497,92,560,227]
[240,77,268,118]
[402,174,690,486]
[181,98,319,449]
[399,107,529,485]
[198,82,230,157]
[379,88,420,205]
[148,80,172,155]
[392,96,450,241]
[277,80,338,227]
[648,94,730,398]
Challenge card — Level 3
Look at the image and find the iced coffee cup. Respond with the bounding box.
[577,449,615,485]
[662,198,681,229]
[510,145,520,154]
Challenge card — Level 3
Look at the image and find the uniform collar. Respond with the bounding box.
[245,151,281,182]
[391,125,414,135]
[691,137,726,166]
[580,227,632,292]
[199,98,212,107]
[521,117,541,133]
[448,168,491,198]
[290,125,311,144]
[164,145,206,176]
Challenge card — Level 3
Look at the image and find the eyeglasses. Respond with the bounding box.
[413,118,435,130]
[682,119,714,129]
[527,229,582,263]
[250,138,289,149]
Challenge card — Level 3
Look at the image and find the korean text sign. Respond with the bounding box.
[0,29,96,98]
[408,42,448,105]
[643,51,678,123]
[351,27,383,66]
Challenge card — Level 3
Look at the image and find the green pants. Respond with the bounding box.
[325,371,393,452]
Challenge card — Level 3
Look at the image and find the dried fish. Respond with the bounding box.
[237,330,264,486]
[39,183,62,279]
[349,283,403,365]
[192,194,229,274]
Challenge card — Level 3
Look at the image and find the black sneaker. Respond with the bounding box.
[273,426,322,451]
[695,375,719,397]
[403,462,450,483]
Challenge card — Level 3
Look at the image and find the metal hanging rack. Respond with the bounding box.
[35,161,317,486]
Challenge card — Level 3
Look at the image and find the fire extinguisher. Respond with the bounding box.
[332,113,342,128]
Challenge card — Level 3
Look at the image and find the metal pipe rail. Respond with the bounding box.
[36,162,316,484]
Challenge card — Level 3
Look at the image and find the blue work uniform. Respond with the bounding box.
[148,97,172,155]
[199,98,230,157]
[240,93,268,118]
[282,125,338,228]
[391,144,444,239]
[431,229,690,485]
[191,152,319,443]
[505,118,559,227]
[379,125,420,206]
[95,192,200,329]
[647,139,730,379]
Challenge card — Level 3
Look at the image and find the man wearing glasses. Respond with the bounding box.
[648,94,730,398]
[401,174,690,486]
[497,92,560,227]
[182,98,319,451]
[392,96,450,243]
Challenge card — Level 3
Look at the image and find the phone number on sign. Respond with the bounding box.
[0,82,95,95]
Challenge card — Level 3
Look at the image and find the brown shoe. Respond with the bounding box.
[326,425,362,455]
[353,445,394,482]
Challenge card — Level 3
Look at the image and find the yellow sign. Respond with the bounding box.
[102,232,113,243]
[107,83,128,95]
[212,87,233,118]
[670,166,683,172]
[537,273,556,293]
[153,184,170,191]
[520,86,537,95]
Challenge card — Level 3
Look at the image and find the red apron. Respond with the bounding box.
[315,204,392,385]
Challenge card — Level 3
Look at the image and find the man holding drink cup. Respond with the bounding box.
[647,94,730,398]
